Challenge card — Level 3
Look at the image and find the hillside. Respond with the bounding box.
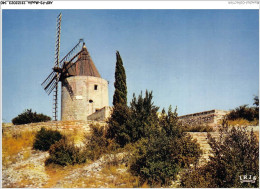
[2,121,259,188]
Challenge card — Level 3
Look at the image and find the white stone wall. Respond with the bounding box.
[61,76,109,121]
[179,109,229,126]
[87,106,111,121]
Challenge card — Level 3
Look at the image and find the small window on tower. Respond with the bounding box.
[94,85,98,90]
[89,100,93,103]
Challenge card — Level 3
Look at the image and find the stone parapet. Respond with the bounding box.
[2,120,108,135]
[179,109,229,127]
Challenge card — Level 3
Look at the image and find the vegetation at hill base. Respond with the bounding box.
[12,109,51,125]
[3,98,259,187]
[45,138,86,166]
[33,127,63,151]
[107,91,159,147]
[107,90,203,187]
[85,124,119,161]
[180,119,259,188]
[2,129,36,166]
[182,124,214,132]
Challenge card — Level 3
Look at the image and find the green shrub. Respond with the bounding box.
[106,104,131,147]
[33,127,63,151]
[227,105,258,122]
[127,91,159,142]
[130,107,202,187]
[12,109,51,125]
[226,96,259,122]
[45,138,86,166]
[179,166,216,188]
[107,91,159,147]
[107,90,203,186]
[86,124,108,160]
[180,120,259,188]
[86,124,119,161]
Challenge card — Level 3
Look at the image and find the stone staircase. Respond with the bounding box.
[187,132,220,164]
[188,126,259,165]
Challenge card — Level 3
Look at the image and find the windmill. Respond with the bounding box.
[42,13,109,122]
[41,13,85,120]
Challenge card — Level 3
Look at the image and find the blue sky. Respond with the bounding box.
[2,9,259,122]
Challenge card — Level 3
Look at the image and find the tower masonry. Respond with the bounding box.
[61,44,109,121]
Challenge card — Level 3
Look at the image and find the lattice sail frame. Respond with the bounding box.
[41,14,87,121]
[53,13,62,121]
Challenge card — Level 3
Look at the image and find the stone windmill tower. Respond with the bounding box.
[60,43,109,121]
[42,13,109,121]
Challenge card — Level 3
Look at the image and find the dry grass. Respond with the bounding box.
[99,164,140,188]
[61,164,140,188]
[3,127,143,188]
[2,129,36,166]
[43,164,84,188]
[60,129,86,146]
[227,118,259,126]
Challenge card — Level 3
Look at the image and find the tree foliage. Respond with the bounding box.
[108,90,202,186]
[33,127,63,151]
[180,120,259,188]
[253,95,259,107]
[113,51,127,106]
[127,91,159,142]
[227,105,258,122]
[107,91,159,147]
[227,96,259,122]
[130,106,202,187]
[86,124,119,161]
[45,138,86,166]
[12,109,51,125]
[106,104,131,147]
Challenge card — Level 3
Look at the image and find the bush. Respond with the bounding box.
[179,166,216,188]
[86,124,115,161]
[130,107,202,187]
[33,127,63,151]
[12,109,51,125]
[107,90,159,147]
[45,138,86,166]
[227,105,258,122]
[183,124,214,132]
[106,104,131,147]
[227,96,259,123]
[180,120,259,188]
[127,91,159,142]
[107,90,202,186]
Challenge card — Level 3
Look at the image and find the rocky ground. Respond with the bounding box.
[2,148,132,188]
[2,149,49,188]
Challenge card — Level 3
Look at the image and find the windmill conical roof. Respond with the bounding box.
[63,45,101,78]
[74,45,101,77]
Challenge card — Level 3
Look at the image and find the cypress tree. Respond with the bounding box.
[107,51,128,146]
[113,51,127,106]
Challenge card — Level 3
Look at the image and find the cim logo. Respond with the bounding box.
[239,175,257,183]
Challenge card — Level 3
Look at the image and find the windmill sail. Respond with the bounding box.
[41,14,92,121]
[41,40,85,94]
[52,13,62,121]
